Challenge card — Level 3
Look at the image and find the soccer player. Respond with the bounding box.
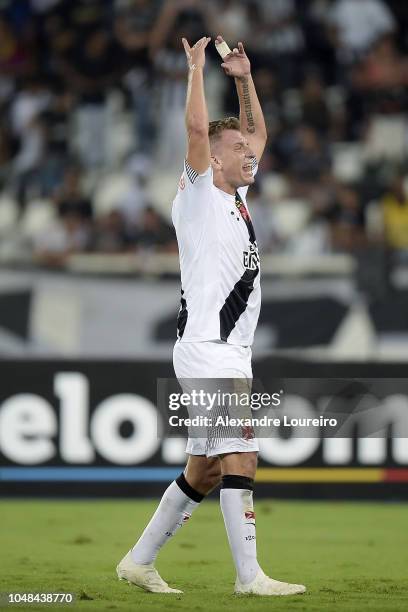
[117,35,306,597]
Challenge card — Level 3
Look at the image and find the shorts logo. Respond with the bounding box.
[179,176,185,190]
[242,425,255,440]
[182,513,191,522]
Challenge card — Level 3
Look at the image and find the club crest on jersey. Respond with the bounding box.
[243,242,260,271]
[179,175,185,190]
[235,199,250,221]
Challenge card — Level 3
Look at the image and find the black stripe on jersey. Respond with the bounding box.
[220,268,259,341]
[177,288,188,338]
[219,191,259,341]
[185,160,199,184]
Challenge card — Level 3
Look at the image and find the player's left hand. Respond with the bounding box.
[216,35,251,78]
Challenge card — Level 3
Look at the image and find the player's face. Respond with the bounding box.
[217,130,255,188]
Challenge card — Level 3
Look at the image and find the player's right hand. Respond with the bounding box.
[182,36,211,70]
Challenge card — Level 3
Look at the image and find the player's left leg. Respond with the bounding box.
[218,451,260,584]
[116,455,221,593]
[219,450,306,596]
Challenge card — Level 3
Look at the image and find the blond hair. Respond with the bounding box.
[208,117,240,146]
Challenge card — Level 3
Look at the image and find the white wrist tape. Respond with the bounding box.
[215,40,232,59]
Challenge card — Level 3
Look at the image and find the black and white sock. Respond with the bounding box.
[131,473,203,564]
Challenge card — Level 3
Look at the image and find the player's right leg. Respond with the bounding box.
[116,454,221,593]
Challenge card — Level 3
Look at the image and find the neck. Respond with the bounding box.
[213,177,236,195]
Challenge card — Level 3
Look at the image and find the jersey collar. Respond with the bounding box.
[214,185,236,202]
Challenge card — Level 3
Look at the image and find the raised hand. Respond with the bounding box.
[216,35,251,78]
[182,36,211,70]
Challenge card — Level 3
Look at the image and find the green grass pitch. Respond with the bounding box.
[1,498,407,611]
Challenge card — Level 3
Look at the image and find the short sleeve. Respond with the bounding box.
[173,160,213,223]
[237,157,259,200]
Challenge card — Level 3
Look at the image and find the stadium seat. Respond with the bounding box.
[271,198,311,240]
[282,88,302,121]
[0,194,18,233]
[332,143,364,182]
[148,171,179,221]
[364,115,407,162]
[262,174,289,203]
[325,85,346,113]
[93,172,134,217]
[20,198,56,238]
[365,200,384,240]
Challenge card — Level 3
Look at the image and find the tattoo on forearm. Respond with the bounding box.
[241,77,255,134]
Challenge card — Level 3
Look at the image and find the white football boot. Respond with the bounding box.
[116,550,183,594]
[235,568,306,596]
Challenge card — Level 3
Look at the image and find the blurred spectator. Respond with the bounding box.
[0,119,13,186]
[115,0,162,152]
[12,115,48,211]
[136,206,176,252]
[115,0,161,55]
[33,163,93,265]
[212,0,251,43]
[247,68,283,173]
[60,28,123,167]
[33,212,91,266]
[381,174,408,252]
[288,125,332,195]
[150,0,215,168]
[30,1,63,13]
[90,210,131,253]
[116,154,152,228]
[53,165,93,220]
[10,77,51,210]
[328,0,395,64]
[308,170,338,219]
[351,37,408,116]
[39,85,73,157]
[327,184,367,251]
[10,76,51,138]
[152,31,187,169]
[0,0,407,272]
[34,84,74,197]
[0,15,32,80]
[59,0,113,33]
[150,0,213,58]
[248,0,304,86]
[387,0,408,53]
[345,35,408,139]
[297,0,337,85]
[300,73,332,135]
[247,183,281,253]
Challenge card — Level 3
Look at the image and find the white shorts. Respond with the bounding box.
[173,340,259,457]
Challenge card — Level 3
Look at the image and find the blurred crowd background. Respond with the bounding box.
[0,0,407,279]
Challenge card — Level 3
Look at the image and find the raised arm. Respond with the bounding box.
[182,36,211,174]
[216,36,267,162]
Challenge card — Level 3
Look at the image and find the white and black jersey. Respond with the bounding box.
[171,159,261,347]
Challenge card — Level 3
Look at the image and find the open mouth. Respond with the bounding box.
[243,164,252,173]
